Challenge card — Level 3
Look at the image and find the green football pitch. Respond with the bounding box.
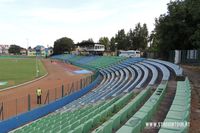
[0,58,47,89]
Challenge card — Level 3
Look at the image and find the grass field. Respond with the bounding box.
[0,58,47,89]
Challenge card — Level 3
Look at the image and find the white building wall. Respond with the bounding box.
[0,45,10,54]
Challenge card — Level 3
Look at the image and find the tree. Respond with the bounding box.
[87,38,94,43]
[154,0,200,53]
[53,37,74,55]
[140,23,149,49]
[115,29,129,50]
[186,0,200,48]
[110,37,116,52]
[8,45,21,55]
[125,23,149,50]
[132,23,142,49]
[126,29,135,50]
[130,23,148,50]
[77,38,94,45]
[99,37,110,51]
[28,46,32,50]
[148,31,159,52]
[109,24,149,51]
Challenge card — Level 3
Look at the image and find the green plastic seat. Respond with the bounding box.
[83,119,93,133]
[169,104,190,112]
[124,117,141,133]
[116,125,136,133]
[110,114,121,130]
[69,125,83,133]
[166,110,190,121]
[60,126,71,133]
[139,106,154,121]
[102,120,113,133]
[133,112,148,129]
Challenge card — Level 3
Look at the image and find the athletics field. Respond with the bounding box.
[0,58,46,89]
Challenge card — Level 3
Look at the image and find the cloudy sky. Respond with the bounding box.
[0,0,170,48]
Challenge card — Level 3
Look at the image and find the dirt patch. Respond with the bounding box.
[0,59,91,120]
[182,65,200,133]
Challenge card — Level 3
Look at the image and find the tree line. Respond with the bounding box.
[149,0,200,53]
[53,23,149,54]
[99,23,148,52]
[52,0,200,55]
[8,45,24,55]
[6,0,200,56]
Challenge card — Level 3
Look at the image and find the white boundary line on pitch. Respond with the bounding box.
[0,72,48,92]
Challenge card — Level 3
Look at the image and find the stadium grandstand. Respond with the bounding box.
[0,54,190,133]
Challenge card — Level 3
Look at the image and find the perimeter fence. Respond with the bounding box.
[0,75,93,120]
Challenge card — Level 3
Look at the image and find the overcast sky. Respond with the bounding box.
[0,0,170,48]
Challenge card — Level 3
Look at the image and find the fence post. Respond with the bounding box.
[75,81,77,91]
[28,94,31,111]
[83,78,86,87]
[86,76,89,85]
[16,99,18,115]
[80,79,82,89]
[0,102,3,120]
[44,90,49,104]
[86,76,88,86]
[92,74,94,82]
[76,81,79,91]
[85,77,87,87]
[88,76,90,85]
[82,78,83,88]
[71,82,74,92]
[62,85,64,97]
[48,90,50,103]
[55,88,57,100]
[67,83,70,95]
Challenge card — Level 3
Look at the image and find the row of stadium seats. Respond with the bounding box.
[159,78,191,133]
[54,55,136,70]
[51,54,75,61]
[117,82,168,133]
[50,56,183,113]
[92,86,151,133]
[13,84,153,133]
[55,58,149,111]
[52,55,183,82]
[148,59,183,76]
[13,91,133,133]
[140,62,158,85]
[8,55,186,133]
[51,54,126,70]
[51,56,183,112]
[52,55,175,118]
[14,78,188,133]
[13,98,115,133]
[144,60,170,81]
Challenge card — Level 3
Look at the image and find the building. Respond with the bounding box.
[20,48,27,55]
[76,42,105,55]
[0,45,10,54]
[118,50,141,58]
[27,45,53,57]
